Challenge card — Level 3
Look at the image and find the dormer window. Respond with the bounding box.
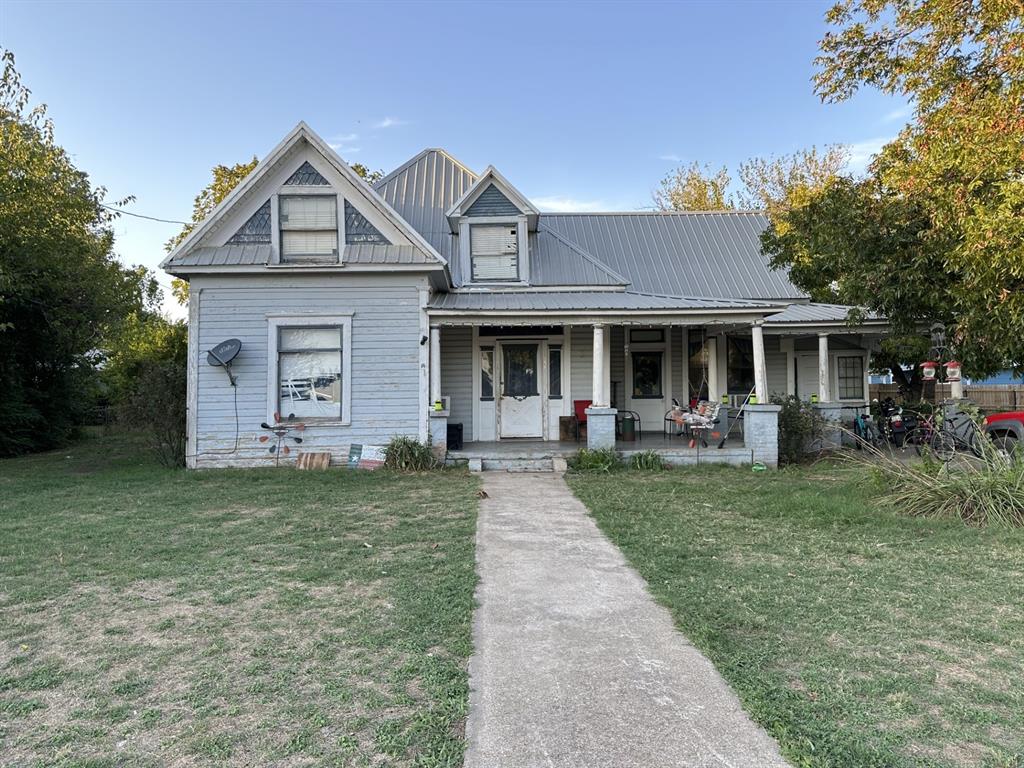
[471,223,519,281]
[280,195,338,262]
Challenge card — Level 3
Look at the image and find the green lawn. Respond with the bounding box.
[568,465,1024,768]
[0,434,479,767]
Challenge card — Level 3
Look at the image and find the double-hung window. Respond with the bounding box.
[837,356,865,399]
[470,224,519,281]
[270,317,352,422]
[280,195,338,262]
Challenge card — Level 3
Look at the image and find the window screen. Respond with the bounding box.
[280,196,338,260]
[632,351,663,399]
[278,327,343,418]
[471,224,519,281]
[838,356,865,399]
[480,347,494,400]
[549,346,562,398]
[727,336,755,395]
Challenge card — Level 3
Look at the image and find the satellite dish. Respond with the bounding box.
[207,338,241,386]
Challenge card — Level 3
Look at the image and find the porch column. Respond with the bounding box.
[706,336,719,401]
[430,325,442,407]
[592,324,607,407]
[818,333,831,403]
[586,324,616,449]
[427,325,448,460]
[751,321,768,403]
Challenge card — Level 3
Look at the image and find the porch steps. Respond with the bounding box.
[480,457,556,473]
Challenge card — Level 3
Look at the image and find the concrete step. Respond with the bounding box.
[481,458,555,473]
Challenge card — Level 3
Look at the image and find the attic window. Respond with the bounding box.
[280,195,338,261]
[471,224,519,282]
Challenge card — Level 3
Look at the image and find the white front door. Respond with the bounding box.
[796,353,819,400]
[498,342,543,438]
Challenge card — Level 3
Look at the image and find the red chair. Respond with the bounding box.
[573,399,592,442]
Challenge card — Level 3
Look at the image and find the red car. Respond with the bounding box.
[982,411,1024,456]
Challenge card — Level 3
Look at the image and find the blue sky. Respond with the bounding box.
[4,0,908,317]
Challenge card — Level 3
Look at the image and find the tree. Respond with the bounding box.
[775,0,1024,379]
[0,49,159,455]
[169,161,385,303]
[653,162,735,211]
[736,145,849,223]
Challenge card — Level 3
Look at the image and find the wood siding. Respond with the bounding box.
[191,273,427,467]
[440,326,473,438]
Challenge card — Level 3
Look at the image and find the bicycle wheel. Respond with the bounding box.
[928,429,957,460]
[905,426,930,456]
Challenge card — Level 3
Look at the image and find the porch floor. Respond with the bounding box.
[448,434,752,467]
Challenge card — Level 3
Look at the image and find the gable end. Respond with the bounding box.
[465,185,521,217]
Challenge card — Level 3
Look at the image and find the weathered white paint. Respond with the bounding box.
[706,336,720,402]
[185,287,201,469]
[592,325,607,407]
[818,333,831,402]
[430,326,442,406]
[190,273,427,468]
[752,322,768,403]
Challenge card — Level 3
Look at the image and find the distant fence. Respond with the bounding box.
[869,384,1023,412]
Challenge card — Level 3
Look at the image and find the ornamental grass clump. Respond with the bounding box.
[567,448,620,473]
[382,436,438,472]
[629,450,668,471]
[844,425,1024,528]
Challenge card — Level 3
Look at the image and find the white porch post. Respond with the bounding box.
[706,336,719,401]
[751,321,768,403]
[818,332,831,403]
[592,324,607,407]
[430,325,442,406]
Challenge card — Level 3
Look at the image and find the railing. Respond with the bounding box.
[869,384,1023,413]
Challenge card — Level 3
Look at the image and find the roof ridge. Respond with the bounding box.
[374,147,478,190]
[536,222,631,286]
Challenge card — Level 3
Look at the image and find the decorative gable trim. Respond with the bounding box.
[445,166,540,233]
[226,199,271,244]
[465,185,521,217]
[284,161,330,186]
[160,122,447,273]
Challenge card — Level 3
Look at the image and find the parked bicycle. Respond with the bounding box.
[903,408,979,459]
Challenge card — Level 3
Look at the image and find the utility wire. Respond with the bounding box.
[100,203,190,225]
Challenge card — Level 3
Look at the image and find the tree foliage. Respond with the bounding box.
[653,147,848,216]
[168,160,384,303]
[766,0,1024,379]
[0,49,159,454]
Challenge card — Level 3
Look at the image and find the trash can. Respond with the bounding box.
[447,423,463,451]
[620,414,636,442]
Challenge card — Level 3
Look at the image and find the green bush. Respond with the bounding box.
[772,395,826,465]
[119,360,187,468]
[629,450,668,471]
[383,436,438,471]
[568,448,620,473]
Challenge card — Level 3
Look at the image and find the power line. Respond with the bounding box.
[100,204,190,226]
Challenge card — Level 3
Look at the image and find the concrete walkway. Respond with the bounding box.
[464,472,790,768]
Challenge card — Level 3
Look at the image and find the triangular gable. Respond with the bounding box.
[284,161,329,186]
[226,199,271,244]
[445,166,540,232]
[465,185,521,217]
[344,201,390,245]
[161,122,447,271]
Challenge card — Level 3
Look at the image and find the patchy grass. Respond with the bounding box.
[0,434,479,767]
[567,465,1024,768]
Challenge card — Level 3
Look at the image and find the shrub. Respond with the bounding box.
[567,447,620,473]
[629,450,667,471]
[119,360,186,468]
[772,395,826,465]
[845,425,1024,528]
[383,435,438,471]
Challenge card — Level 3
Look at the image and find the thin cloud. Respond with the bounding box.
[331,132,359,143]
[658,153,682,163]
[374,117,407,129]
[329,143,361,155]
[532,195,608,213]
[881,106,912,124]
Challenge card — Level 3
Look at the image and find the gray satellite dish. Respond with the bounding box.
[207,338,241,385]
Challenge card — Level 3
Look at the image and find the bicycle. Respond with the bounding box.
[904,409,979,459]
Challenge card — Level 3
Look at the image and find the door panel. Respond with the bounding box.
[796,354,819,401]
[627,349,666,432]
[499,343,543,438]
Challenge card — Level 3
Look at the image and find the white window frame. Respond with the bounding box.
[835,354,867,401]
[459,215,529,286]
[266,314,353,425]
[278,192,341,263]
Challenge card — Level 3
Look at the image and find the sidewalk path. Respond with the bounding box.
[464,471,790,768]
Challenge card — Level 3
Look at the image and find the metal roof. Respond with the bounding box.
[540,212,805,300]
[428,290,779,313]
[171,243,273,267]
[374,148,478,263]
[764,302,884,325]
[343,244,437,265]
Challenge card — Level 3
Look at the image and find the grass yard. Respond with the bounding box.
[567,465,1024,768]
[0,434,479,767]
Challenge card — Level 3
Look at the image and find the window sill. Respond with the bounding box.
[275,418,351,427]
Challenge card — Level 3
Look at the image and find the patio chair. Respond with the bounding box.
[572,399,592,442]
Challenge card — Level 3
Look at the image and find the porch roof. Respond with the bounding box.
[428,290,782,314]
